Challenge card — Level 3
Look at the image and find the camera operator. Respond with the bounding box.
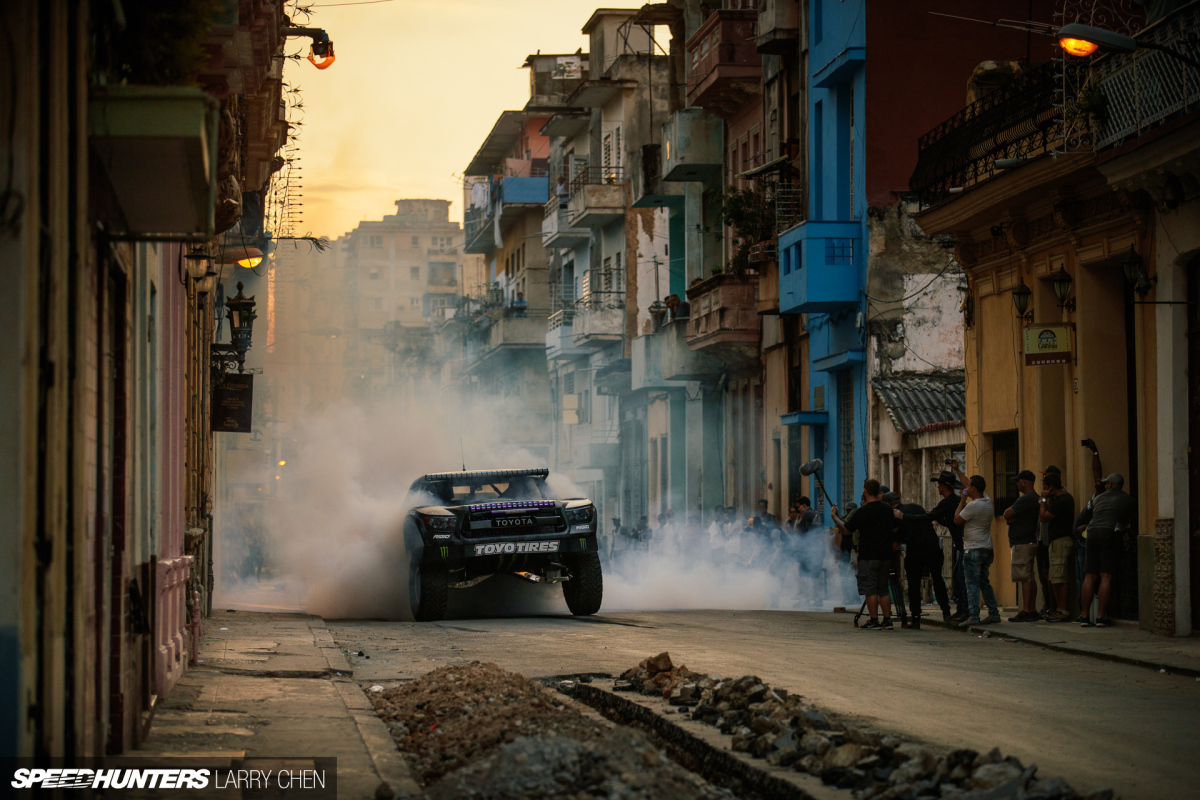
[832,480,896,630]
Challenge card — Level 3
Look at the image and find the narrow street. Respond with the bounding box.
[328,610,1200,800]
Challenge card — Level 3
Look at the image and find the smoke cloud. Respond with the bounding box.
[213,392,861,620]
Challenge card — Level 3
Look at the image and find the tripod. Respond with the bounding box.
[852,558,909,629]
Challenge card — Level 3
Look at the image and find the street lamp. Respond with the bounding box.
[1121,247,1154,298]
[1057,22,1200,70]
[211,281,258,382]
[1012,279,1034,323]
[219,246,265,269]
[1048,268,1076,311]
[184,248,211,280]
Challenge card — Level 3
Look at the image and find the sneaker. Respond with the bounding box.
[980,615,1003,625]
[1051,610,1072,623]
[950,610,970,623]
[958,617,980,628]
[861,619,882,630]
[942,611,953,623]
[1078,616,1093,627]
[1095,617,1112,628]
[881,618,894,631]
[1007,611,1038,622]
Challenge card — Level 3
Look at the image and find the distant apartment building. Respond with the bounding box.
[340,199,465,404]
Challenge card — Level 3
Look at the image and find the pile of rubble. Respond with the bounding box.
[615,654,1113,800]
[370,661,735,799]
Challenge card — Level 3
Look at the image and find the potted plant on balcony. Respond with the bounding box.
[717,185,774,277]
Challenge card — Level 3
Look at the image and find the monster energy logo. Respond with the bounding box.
[579,538,587,550]
[440,546,449,558]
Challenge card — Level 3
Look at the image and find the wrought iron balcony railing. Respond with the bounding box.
[570,165,625,197]
[909,61,1081,207]
[1092,3,1200,150]
[575,290,625,311]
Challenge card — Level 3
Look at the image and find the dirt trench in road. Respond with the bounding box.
[366,661,742,800]
[363,653,1120,800]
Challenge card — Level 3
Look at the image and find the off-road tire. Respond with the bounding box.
[409,557,448,622]
[562,552,603,616]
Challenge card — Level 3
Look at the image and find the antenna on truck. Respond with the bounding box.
[460,437,467,472]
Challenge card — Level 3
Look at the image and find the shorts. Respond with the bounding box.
[1048,537,1074,584]
[1084,530,1122,575]
[1010,543,1037,582]
[856,559,890,596]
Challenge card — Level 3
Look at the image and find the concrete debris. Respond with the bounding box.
[371,661,734,799]
[616,655,1118,800]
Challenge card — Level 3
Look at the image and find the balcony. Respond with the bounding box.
[909,61,1074,208]
[684,273,760,362]
[778,220,861,314]
[1092,4,1200,150]
[546,309,587,361]
[464,206,495,254]
[542,195,589,249]
[595,358,632,396]
[427,247,458,256]
[684,8,762,117]
[756,0,800,55]
[662,109,723,182]
[464,175,550,253]
[573,292,625,349]
[465,310,550,370]
[568,166,625,228]
[632,143,685,209]
[88,86,220,238]
[632,321,722,390]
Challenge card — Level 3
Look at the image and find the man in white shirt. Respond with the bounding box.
[951,460,1001,627]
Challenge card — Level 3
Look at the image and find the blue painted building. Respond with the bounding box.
[779,0,868,521]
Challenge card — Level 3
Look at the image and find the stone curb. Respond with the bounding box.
[308,618,423,799]
[920,616,1200,678]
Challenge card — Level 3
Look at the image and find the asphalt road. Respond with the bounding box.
[328,607,1200,800]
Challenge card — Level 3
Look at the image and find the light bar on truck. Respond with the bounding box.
[470,501,556,510]
[423,468,551,481]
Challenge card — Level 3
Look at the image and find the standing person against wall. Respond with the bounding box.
[950,460,1001,627]
[1003,470,1042,622]
[1075,473,1136,628]
[1038,471,1076,622]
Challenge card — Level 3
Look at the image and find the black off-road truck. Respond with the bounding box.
[403,468,602,621]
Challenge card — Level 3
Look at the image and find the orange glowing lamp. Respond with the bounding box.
[1056,23,1137,58]
[1058,37,1099,57]
[308,44,336,70]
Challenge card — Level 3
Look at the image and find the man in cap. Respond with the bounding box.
[894,468,965,620]
[1075,472,1136,627]
[1003,469,1041,622]
[1038,470,1075,622]
[888,491,951,626]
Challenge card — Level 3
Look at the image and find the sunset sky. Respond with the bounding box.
[288,0,645,239]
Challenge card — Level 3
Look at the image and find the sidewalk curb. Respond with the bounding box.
[309,619,423,798]
[921,616,1200,678]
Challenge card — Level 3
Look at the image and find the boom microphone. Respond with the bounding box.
[799,458,824,477]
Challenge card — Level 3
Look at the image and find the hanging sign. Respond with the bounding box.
[212,373,254,432]
[1023,325,1072,366]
